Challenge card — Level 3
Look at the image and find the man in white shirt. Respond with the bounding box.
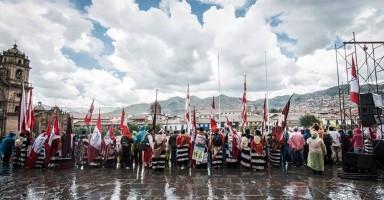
[329,126,342,163]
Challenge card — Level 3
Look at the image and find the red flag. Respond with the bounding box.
[48,116,60,146]
[185,84,191,135]
[84,99,94,125]
[104,123,116,145]
[120,108,131,137]
[282,94,293,127]
[350,55,359,104]
[263,94,269,122]
[25,87,35,131]
[90,110,102,150]
[28,133,47,168]
[19,82,27,133]
[46,117,51,136]
[241,75,247,130]
[210,96,217,131]
[46,116,60,163]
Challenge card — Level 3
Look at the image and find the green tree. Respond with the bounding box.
[299,114,320,128]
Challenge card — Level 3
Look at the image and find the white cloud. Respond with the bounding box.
[0,0,382,110]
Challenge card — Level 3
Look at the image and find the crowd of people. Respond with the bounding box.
[0,124,381,175]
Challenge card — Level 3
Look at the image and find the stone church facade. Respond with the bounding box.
[0,44,31,137]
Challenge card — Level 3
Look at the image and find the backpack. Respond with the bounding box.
[212,134,223,146]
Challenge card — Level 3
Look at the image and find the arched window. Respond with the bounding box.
[15,69,22,80]
[17,60,22,65]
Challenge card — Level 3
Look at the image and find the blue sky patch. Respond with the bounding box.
[266,13,283,27]
[187,0,215,25]
[235,0,257,18]
[61,47,100,69]
[91,21,115,55]
[136,0,160,11]
[69,0,92,12]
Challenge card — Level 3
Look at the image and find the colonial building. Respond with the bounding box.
[33,101,71,135]
[0,44,31,137]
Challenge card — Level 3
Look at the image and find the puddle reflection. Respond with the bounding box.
[0,166,382,199]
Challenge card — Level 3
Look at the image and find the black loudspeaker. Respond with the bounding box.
[359,93,383,127]
[372,140,384,156]
[356,153,376,172]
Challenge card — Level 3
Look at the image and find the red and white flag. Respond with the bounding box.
[350,55,359,104]
[18,82,27,133]
[104,123,116,145]
[84,99,95,126]
[48,116,60,146]
[28,132,47,168]
[120,108,131,137]
[25,87,35,131]
[185,84,191,135]
[90,109,102,151]
[263,94,269,122]
[210,96,217,131]
[241,75,247,130]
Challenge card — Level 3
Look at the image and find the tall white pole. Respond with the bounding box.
[265,50,269,132]
[218,52,221,128]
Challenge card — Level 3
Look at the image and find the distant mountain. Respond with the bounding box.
[106,85,346,116]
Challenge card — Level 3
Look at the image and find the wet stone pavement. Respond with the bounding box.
[0,165,383,199]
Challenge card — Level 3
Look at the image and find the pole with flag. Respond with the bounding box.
[241,75,247,132]
[88,109,102,164]
[18,81,27,133]
[84,99,95,125]
[153,89,158,133]
[263,94,269,134]
[25,84,35,132]
[120,107,131,137]
[350,55,359,105]
[46,115,60,165]
[210,96,217,131]
[185,84,191,135]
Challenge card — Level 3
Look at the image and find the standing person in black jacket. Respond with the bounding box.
[168,130,178,167]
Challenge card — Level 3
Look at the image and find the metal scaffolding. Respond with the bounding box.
[335,32,384,130]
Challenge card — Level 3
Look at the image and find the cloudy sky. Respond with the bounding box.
[0,0,383,108]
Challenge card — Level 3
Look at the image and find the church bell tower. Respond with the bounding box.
[0,44,31,136]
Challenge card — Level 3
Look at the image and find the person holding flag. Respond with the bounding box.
[251,129,266,171]
[176,129,190,169]
[28,130,48,168]
[135,127,153,168]
[152,129,167,171]
[47,116,61,168]
[192,127,209,169]
[88,109,103,167]
[240,129,252,169]
[103,123,117,168]
[119,108,134,169]
[225,118,241,168]
[209,128,224,169]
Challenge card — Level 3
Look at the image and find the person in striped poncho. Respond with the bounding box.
[152,129,166,171]
[18,131,31,168]
[176,130,190,169]
[251,130,265,171]
[225,128,240,168]
[210,129,224,169]
[240,129,252,169]
[268,134,281,168]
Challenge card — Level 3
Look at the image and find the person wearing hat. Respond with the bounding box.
[240,129,252,169]
[168,130,178,167]
[152,129,166,171]
[192,127,209,169]
[75,130,89,167]
[306,131,327,174]
[251,130,266,171]
[210,128,224,169]
[225,127,241,168]
[176,129,190,169]
[2,131,16,165]
[351,128,363,153]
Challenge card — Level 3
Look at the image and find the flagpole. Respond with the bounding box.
[217,52,221,128]
[153,89,158,133]
[265,50,269,134]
